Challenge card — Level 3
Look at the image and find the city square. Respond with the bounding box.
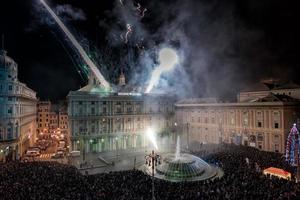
[1,0,300,199]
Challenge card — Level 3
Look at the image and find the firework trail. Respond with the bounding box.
[136,3,147,18]
[146,48,179,93]
[124,23,132,43]
[39,0,110,88]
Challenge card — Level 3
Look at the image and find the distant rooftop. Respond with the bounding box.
[240,80,300,92]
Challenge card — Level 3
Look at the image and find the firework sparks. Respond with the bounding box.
[124,23,132,44]
[136,3,147,18]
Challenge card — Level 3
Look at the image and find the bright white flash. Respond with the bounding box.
[146,128,158,150]
[145,48,179,93]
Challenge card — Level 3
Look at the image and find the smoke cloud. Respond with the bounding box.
[97,0,276,99]
[54,4,86,21]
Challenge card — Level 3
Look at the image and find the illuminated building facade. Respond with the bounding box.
[68,74,175,153]
[37,101,69,136]
[175,88,300,153]
[0,49,37,161]
[37,101,51,134]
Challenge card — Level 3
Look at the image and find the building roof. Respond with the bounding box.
[253,93,300,103]
[240,82,270,92]
[0,50,16,68]
[177,98,219,104]
[240,80,300,93]
[272,82,300,90]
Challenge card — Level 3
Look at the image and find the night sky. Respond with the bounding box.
[0,0,299,101]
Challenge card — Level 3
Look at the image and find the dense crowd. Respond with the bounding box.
[1,144,300,200]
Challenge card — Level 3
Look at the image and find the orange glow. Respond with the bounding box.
[263,167,291,180]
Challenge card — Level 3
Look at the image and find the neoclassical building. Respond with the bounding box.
[175,91,300,153]
[68,74,175,153]
[0,49,37,161]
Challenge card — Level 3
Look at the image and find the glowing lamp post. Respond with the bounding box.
[145,150,161,200]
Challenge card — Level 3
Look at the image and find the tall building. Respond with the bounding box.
[67,73,175,153]
[37,101,69,137]
[37,101,51,135]
[0,49,37,161]
[175,83,300,153]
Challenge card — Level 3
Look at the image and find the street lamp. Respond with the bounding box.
[186,123,190,150]
[115,137,119,161]
[145,150,161,200]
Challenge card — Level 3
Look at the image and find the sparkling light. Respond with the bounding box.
[146,128,158,150]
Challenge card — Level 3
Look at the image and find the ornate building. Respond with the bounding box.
[68,74,175,153]
[175,87,300,153]
[0,49,37,161]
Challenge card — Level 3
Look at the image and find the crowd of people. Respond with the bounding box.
[1,144,300,199]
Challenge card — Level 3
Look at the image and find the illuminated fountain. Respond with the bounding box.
[143,136,223,182]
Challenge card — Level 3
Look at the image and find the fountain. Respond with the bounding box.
[175,136,180,160]
[143,136,223,182]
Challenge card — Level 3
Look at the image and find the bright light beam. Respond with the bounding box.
[39,0,110,88]
[146,128,158,150]
[145,47,179,93]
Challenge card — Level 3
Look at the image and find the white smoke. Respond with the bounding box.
[54,4,86,21]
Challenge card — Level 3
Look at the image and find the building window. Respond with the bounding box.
[7,127,13,139]
[8,107,12,114]
[273,111,280,129]
[78,101,82,105]
[256,111,263,128]
[8,85,12,91]
[257,122,262,127]
[243,111,249,126]
[0,128,3,140]
[257,133,263,141]
[274,144,279,152]
[274,135,279,143]
[117,107,122,113]
[91,107,95,115]
[211,118,215,124]
[127,107,132,113]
